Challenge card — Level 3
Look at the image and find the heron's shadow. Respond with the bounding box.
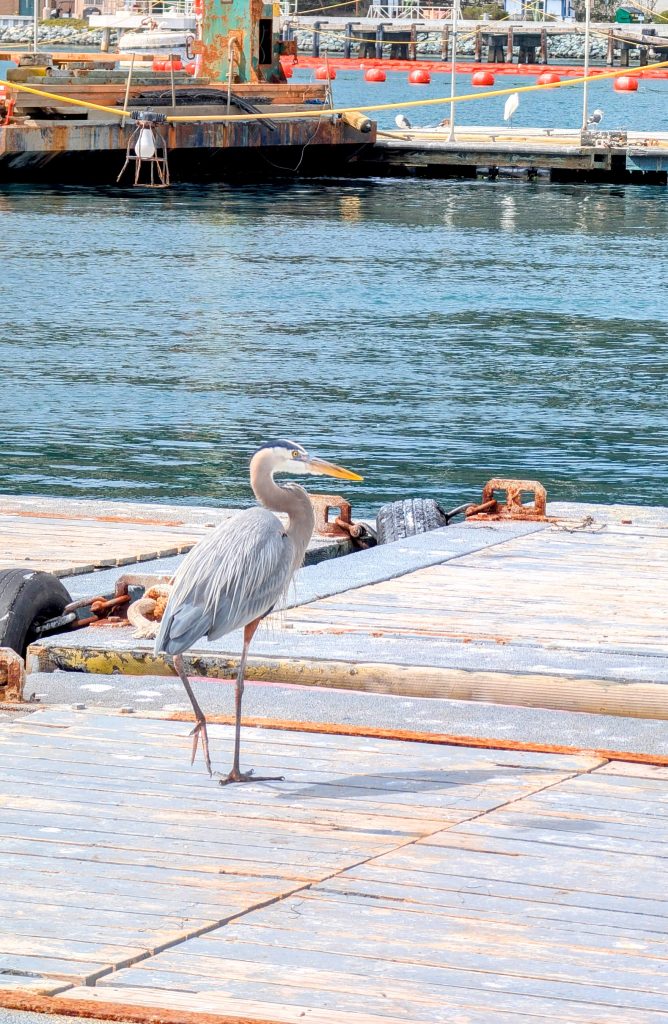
[276,767,516,800]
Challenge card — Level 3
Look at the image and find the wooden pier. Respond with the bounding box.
[1,707,668,1024]
[281,17,668,69]
[23,498,668,717]
[355,125,668,184]
[0,494,667,1021]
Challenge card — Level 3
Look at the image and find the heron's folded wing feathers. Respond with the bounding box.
[155,507,292,655]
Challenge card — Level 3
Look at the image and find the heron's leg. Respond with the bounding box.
[218,619,284,786]
[173,653,212,777]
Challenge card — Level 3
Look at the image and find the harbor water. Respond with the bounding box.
[1,70,667,517]
[2,178,667,517]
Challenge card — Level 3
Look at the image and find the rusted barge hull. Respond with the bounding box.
[0,116,371,182]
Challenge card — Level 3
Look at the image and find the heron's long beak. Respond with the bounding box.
[307,457,364,482]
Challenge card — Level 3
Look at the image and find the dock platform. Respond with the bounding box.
[358,126,668,184]
[1,706,667,1024]
[28,500,668,719]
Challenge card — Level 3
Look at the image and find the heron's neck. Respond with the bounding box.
[250,454,315,565]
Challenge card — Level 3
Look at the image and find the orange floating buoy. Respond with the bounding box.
[183,60,196,75]
[614,75,638,91]
[408,68,430,85]
[315,65,336,80]
[152,57,183,72]
[537,71,561,85]
[365,67,386,82]
[472,69,495,86]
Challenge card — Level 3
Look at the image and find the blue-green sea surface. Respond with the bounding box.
[1,178,667,517]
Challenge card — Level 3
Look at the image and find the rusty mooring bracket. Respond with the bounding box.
[309,494,355,537]
[0,647,26,703]
[466,478,547,521]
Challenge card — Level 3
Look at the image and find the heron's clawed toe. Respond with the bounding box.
[189,720,212,777]
[217,768,285,786]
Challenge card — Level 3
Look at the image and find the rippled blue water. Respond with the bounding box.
[2,180,667,516]
[1,66,667,516]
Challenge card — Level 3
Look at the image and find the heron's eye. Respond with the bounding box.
[291,450,300,459]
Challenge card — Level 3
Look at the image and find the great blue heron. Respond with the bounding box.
[155,440,363,785]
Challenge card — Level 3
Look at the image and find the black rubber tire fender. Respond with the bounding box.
[0,568,71,657]
[376,498,449,545]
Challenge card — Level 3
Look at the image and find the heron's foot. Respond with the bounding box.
[217,767,285,786]
[189,719,212,777]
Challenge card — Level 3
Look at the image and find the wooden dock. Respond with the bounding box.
[0,494,349,577]
[29,501,668,718]
[1,706,667,1023]
[358,126,668,184]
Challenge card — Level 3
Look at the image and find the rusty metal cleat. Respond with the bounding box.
[466,479,548,521]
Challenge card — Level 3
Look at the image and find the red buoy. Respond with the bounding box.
[365,67,386,82]
[472,69,495,86]
[315,65,336,80]
[408,68,431,85]
[614,75,638,91]
[183,60,196,75]
[537,71,561,85]
[152,57,182,72]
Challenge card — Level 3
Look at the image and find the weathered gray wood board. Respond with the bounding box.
[0,709,598,1001]
[69,752,668,1023]
[285,525,668,655]
[0,495,221,576]
[1,707,667,1023]
[0,494,347,578]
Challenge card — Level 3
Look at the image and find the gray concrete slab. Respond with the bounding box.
[24,671,668,756]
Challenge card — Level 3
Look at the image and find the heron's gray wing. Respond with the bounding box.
[155,507,293,656]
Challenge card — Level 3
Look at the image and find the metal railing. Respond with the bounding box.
[366,3,454,17]
[93,0,195,15]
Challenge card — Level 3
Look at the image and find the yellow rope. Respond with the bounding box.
[0,77,128,117]
[2,56,667,124]
[167,57,668,121]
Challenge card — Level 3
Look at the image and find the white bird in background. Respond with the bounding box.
[587,108,604,127]
[504,92,519,125]
[395,114,412,129]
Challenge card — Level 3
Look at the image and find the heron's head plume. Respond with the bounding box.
[251,440,363,482]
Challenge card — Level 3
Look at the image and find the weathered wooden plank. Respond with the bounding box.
[0,975,71,995]
[596,762,668,781]
[61,985,481,1024]
[227,893,668,943]
[101,948,668,1006]
[0,951,106,982]
[88,963,668,1021]
[281,527,668,658]
[326,864,668,921]
[0,809,391,856]
[159,929,668,987]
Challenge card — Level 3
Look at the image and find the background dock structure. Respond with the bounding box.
[0,708,668,1022]
[280,17,668,67]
